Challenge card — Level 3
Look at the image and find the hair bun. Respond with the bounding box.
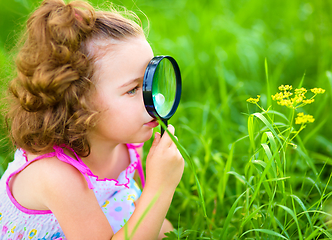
[47,0,95,50]
[13,0,95,111]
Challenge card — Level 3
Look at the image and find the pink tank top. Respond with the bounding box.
[0,144,145,240]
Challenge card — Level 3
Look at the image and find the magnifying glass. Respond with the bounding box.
[143,56,182,135]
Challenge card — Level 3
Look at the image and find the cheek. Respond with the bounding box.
[110,100,141,123]
[124,95,145,113]
[90,91,109,114]
[94,95,147,132]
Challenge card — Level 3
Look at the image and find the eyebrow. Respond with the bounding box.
[119,77,142,88]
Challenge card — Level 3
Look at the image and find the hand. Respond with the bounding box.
[145,125,184,192]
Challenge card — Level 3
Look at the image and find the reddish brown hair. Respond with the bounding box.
[6,0,144,156]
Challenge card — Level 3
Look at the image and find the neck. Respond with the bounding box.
[80,133,130,179]
[83,140,117,171]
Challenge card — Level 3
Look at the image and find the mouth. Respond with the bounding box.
[144,119,159,128]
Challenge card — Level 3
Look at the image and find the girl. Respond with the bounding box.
[0,0,184,239]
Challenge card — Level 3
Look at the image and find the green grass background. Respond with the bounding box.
[1,0,332,239]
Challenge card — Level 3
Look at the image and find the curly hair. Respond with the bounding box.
[6,0,145,156]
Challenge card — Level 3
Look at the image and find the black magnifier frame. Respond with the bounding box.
[143,55,182,135]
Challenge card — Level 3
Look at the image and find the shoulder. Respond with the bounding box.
[37,156,95,209]
[35,156,91,197]
[12,155,91,210]
[24,155,87,185]
[16,155,113,239]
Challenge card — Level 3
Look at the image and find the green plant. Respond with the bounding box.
[241,80,328,239]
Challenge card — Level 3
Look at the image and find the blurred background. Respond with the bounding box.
[1,0,331,152]
[1,0,332,238]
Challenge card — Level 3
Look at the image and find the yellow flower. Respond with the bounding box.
[278,85,292,91]
[271,92,284,101]
[292,95,303,104]
[277,99,292,107]
[295,87,307,96]
[272,85,322,109]
[311,88,325,94]
[302,99,315,104]
[282,91,293,98]
[295,112,315,124]
[247,95,260,104]
[272,85,298,108]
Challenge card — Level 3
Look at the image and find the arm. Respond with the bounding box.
[114,125,183,239]
[134,143,175,239]
[41,125,183,240]
[159,219,174,240]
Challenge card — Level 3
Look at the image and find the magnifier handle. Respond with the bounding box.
[161,119,168,136]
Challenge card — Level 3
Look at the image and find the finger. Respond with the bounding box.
[169,135,178,148]
[159,124,175,147]
[148,132,161,156]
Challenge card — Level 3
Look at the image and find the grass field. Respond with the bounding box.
[1,0,332,239]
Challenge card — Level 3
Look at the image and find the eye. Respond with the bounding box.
[127,86,139,95]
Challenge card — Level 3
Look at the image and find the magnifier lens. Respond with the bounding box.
[152,58,177,117]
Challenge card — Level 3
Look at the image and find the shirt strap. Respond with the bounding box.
[54,145,95,189]
[126,143,145,188]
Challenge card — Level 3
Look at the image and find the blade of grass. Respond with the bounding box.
[124,191,160,240]
[253,112,283,146]
[295,136,318,176]
[265,58,271,107]
[240,228,288,239]
[276,204,303,240]
[248,114,256,152]
[274,215,290,239]
[219,142,235,205]
[261,143,276,179]
[240,204,266,227]
[265,132,285,195]
[305,226,331,240]
[267,110,289,123]
[249,143,276,208]
[219,190,247,240]
[290,194,314,232]
[306,226,332,240]
[227,171,254,192]
[296,72,306,89]
[157,118,207,217]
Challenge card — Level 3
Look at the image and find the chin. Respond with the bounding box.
[128,129,154,144]
[141,129,154,142]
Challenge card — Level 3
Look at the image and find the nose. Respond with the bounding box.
[141,90,155,121]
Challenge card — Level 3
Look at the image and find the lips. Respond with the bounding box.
[144,119,159,128]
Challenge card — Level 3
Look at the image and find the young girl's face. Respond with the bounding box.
[89,37,156,145]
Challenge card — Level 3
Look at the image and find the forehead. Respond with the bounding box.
[89,37,153,84]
